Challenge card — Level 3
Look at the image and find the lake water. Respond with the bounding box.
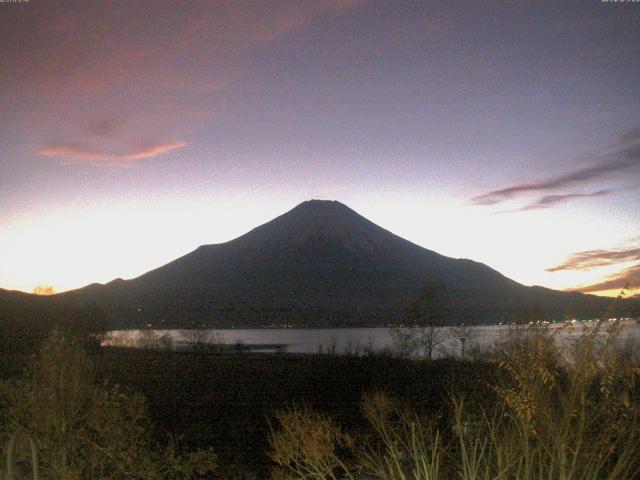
[103,320,640,359]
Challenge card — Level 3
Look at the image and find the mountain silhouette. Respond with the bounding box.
[44,199,623,328]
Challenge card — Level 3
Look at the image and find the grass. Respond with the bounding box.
[0,332,217,479]
[1,320,638,478]
[268,321,640,480]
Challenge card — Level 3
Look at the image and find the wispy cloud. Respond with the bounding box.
[546,245,640,272]
[119,142,187,161]
[39,140,187,165]
[472,151,637,206]
[573,263,640,293]
[494,190,612,214]
[470,128,640,206]
[550,238,640,294]
[3,1,369,167]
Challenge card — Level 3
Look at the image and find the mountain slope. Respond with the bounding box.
[57,200,620,327]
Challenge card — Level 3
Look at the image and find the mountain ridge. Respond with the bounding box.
[2,200,633,328]
[48,200,623,328]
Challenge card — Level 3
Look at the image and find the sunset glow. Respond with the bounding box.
[1,1,638,298]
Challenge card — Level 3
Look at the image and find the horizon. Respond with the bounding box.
[1,1,639,297]
[3,198,634,298]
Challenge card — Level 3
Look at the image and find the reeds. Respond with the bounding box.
[269,320,640,479]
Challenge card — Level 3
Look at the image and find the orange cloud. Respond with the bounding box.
[572,264,640,294]
[39,141,187,165]
[549,238,640,296]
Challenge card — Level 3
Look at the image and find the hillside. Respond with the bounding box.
[51,200,623,328]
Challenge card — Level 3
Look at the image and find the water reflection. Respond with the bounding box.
[102,320,640,359]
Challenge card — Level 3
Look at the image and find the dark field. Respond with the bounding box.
[91,348,496,477]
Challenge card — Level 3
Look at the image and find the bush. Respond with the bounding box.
[270,321,640,479]
[269,408,353,480]
[0,331,217,479]
[481,320,640,479]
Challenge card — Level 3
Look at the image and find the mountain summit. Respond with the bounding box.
[61,200,612,327]
[216,199,433,259]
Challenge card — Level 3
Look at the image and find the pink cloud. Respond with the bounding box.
[1,1,368,165]
[121,142,188,161]
[546,244,640,272]
[39,141,187,166]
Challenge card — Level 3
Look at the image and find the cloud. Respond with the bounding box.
[573,263,640,293]
[39,141,187,165]
[88,118,126,137]
[470,129,640,206]
[551,236,640,294]
[119,142,188,161]
[471,151,638,206]
[546,245,640,272]
[1,1,369,164]
[1,1,369,96]
[494,190,613,214]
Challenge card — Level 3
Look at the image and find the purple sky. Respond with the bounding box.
[1,0,639,296]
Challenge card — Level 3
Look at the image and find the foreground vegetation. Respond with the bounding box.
[270,322,640,479]
[0,331,217,479]
[1,321,638,479]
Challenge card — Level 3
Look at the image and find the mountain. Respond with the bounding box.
[52,200,625,328]
[0,286,108,352]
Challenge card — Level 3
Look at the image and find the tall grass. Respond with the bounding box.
[357,392,442,480]
[269,320,640,479]
[269,408,354,480]
[0,331,217,479]
[5,432,39,480]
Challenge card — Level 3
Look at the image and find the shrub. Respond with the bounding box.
[444,320,640,480]
[269,408,353,480]
[270,321,640,480]
[0,331,217,479]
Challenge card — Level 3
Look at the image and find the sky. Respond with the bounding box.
[0,0,639,297]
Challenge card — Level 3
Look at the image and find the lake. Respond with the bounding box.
[103,319,640,359]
